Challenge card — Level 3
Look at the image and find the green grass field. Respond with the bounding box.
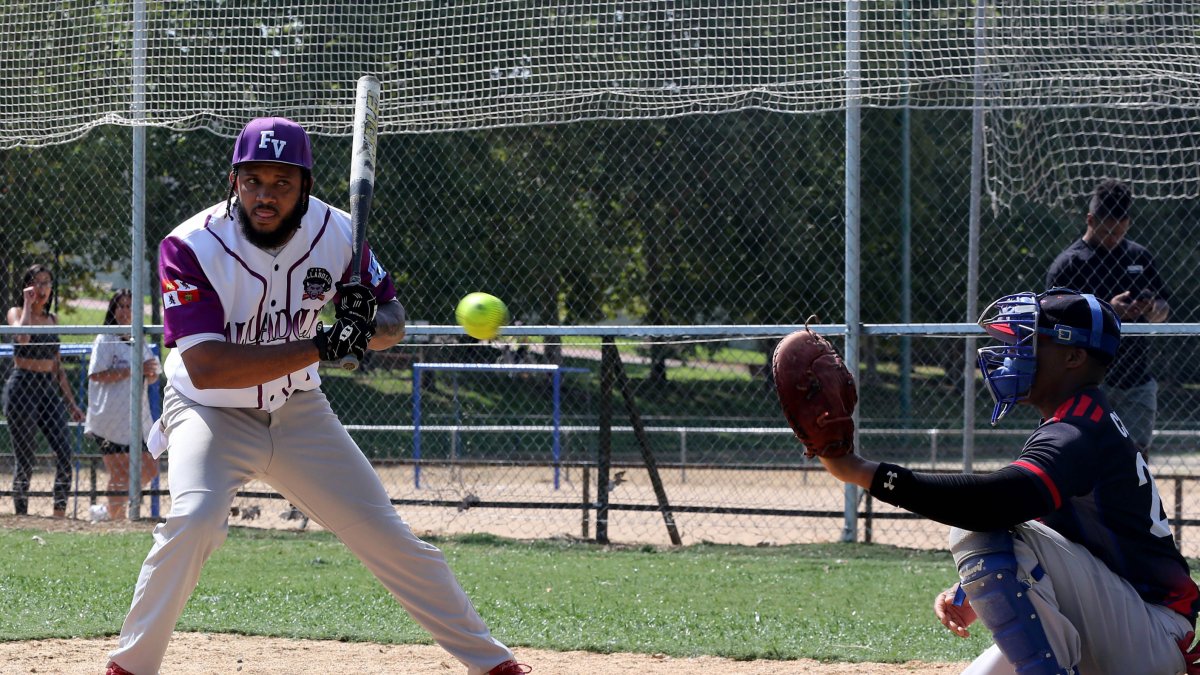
[0,526,999,664]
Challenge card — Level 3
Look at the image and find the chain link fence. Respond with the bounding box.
[4,3,1200,551]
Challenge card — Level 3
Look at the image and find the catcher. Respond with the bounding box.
[774,290,1199,674]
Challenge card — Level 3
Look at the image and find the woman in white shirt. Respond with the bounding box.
[84,289,160,520]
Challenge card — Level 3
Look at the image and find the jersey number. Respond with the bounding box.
[1136,452,1172,538]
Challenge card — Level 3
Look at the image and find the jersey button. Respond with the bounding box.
[270,395,275,401]
[271,300,276,307]
[274,264,279,271]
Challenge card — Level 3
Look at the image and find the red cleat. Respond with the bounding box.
[487,659,532,675]
[105,661,136,675]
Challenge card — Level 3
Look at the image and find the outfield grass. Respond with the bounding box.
[0,527,995,664]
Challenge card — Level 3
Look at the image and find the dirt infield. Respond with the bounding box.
[0,634,968,674]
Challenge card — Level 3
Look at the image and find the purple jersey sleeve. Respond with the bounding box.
[160,235,225,348]
[338,238,396,303]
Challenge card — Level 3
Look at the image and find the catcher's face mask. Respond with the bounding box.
[977,288,1119,425]
[976,292,1040,425]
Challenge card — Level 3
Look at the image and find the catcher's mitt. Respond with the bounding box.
[772,325,857,458]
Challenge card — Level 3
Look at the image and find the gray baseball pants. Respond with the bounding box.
[954,521,1190,675]
[109,386,514,675]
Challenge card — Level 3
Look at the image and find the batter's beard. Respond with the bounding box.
[236,200,304,250]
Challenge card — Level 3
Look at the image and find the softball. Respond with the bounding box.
[455,292,509,340]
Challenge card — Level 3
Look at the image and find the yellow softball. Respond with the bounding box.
[455,292,509,340]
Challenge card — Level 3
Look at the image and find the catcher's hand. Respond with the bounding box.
[772,326,857,458]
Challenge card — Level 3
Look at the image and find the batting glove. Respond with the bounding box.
[313,316,373,362]
[334,282,378,326]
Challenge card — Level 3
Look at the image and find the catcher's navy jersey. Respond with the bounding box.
[1011,389,1197,621]
[871,387,1199,623]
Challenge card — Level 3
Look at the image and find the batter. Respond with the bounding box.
[106,117,530,675]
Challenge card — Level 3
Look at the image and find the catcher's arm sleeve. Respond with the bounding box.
[868,463,1051,531]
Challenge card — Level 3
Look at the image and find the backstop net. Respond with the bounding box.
[3,1,1200,549]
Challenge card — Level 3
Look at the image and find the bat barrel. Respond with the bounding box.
[347,75,380,286]
[350,75,380,187]
[340,75,382,371]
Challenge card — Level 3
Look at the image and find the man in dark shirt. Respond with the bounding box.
[812,289,1197,674]
[1046,179,1170,452]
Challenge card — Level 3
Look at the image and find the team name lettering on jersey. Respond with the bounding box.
[1110,411,1131,438]
[367,252,386,286]
[224,307,323,345]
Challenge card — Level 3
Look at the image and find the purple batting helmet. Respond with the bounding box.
[231,117,313,170]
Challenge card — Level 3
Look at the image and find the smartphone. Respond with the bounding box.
[1136,288,1155,301]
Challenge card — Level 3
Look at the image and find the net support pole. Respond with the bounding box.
[611,346,681,546]
[842,0,863,543]
[148,360,161,518]
[412,366,423,489]
[900,0,914,424]
[552,368,562,490]
[128,0,148,521]
[596,339,615,544]
[72,369,86,518]
[580,461,590,540]
[963,0,987,473]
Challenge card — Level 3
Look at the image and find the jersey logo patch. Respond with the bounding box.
[302,267,333,302]
[162,279,200,308]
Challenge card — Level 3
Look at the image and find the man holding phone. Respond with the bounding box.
[1046,178,1171,452]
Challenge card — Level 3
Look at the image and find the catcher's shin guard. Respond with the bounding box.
[950,529,1075,675]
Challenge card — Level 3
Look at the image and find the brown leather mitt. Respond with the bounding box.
[772,327,857,458]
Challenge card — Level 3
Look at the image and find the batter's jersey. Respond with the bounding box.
[158,196,396,412]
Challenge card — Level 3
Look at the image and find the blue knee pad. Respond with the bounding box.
[953,529,1074,675]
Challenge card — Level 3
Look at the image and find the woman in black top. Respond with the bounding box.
[4,264,84,517]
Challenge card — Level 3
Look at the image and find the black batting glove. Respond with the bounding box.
[313,316,374,362]
[334,282,377,327]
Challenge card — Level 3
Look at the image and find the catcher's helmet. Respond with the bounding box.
[976,288,1120,424]
[231,117,313,170]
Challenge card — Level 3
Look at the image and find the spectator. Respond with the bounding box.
[1046,178,1170,452]
[3,264,84,517]
[85,289,160,521]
